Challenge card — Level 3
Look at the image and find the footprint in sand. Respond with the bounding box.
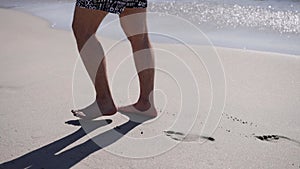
[0,85,21,93]
[164,130,215,142]
[255,134,300,147]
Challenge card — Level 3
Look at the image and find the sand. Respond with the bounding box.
[0,8,300,169]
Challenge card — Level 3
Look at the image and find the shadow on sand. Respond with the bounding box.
[0,118,142,169]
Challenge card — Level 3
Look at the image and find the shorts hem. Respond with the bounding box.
[75,0,147,15]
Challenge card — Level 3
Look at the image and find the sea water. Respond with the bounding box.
[0,0,299,55]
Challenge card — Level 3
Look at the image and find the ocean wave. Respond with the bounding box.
[148,1,300,34]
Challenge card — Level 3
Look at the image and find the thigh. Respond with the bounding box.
[72,6,108,37]
[119,8,148,38]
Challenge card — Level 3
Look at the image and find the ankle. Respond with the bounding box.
[96,94,113,101]
[136,98,153,108]
[137,97,151,104]
[96,95,115,106]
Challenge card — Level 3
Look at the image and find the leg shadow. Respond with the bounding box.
[0,118,141,169]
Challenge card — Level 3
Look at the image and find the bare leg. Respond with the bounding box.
[117,8,157,118]
[71,6,117,119]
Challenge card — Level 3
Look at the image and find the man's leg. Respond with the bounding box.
[71,6,117,119]
[118,8,157,118]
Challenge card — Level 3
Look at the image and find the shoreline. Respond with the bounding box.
[1,1,299,56]
[3,5,299,58]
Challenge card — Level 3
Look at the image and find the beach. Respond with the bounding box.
[0,3,300,169]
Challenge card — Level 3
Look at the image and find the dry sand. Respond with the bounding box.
[0,8,300,169]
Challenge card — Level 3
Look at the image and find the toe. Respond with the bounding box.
[71,110,78,116]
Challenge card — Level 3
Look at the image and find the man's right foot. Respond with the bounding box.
[117,101,158,121]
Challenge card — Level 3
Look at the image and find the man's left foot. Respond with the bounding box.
[71,97,117,120]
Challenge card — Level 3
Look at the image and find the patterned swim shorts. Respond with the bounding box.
[76,0,147,14]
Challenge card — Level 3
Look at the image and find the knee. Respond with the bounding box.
[127,34,150,49]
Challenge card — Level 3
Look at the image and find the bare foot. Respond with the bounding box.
[118,101,157,122]
[71,98,117,120]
